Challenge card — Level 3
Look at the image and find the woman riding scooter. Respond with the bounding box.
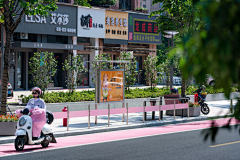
[26,87,46,140]
[17,87,46,140]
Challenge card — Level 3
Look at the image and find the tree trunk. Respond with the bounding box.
[0,31,12,115]
[181,78,186,97]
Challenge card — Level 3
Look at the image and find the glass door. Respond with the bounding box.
[77,54,89,87]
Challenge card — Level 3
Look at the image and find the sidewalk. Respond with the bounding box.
[0,100,236,144]
[7,85,181,103]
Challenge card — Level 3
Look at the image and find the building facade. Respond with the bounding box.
[0,3,161,90]
[146,0,162,13]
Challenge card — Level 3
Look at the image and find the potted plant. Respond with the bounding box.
[0,114,19,135]
[166,101,201,117]
[163,89,180,105]
[149,93,158,106]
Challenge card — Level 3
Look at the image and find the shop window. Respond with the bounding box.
[47,35,68,44]
[77,54,89,87]
[77,37,90,43]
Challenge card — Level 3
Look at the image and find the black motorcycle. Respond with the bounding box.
[194,87,210,115]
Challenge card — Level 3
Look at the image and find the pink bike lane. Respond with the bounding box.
[0,118,239,157]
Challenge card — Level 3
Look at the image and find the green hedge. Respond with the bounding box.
[21,86,238,103]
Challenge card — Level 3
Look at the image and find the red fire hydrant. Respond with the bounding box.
[62,107,68,127]
[194,94,198,103]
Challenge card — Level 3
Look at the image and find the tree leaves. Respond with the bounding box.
[29,52,57,95]
[62,54,86,94]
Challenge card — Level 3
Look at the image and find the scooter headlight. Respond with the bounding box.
[19,117,27,126]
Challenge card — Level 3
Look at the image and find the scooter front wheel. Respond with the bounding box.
[15,136,25,151]
[201,103,210,115]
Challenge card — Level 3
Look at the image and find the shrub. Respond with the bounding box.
[20,86,238,103]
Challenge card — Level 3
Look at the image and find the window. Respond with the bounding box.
[119,0,131,10]
[47,35,68,44]
[77,37,90,43]
[57,0,69,3]
[13,33,38,42]
[143,4,146,8]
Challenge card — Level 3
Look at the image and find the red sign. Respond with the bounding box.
[129,32,133,40]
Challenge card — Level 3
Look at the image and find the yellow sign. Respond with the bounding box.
[100,70,124,102]
[105,10,128,40]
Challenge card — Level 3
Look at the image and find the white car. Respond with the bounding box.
[157,72,182,86]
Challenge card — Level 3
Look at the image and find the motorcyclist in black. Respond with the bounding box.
[195,85,206,101]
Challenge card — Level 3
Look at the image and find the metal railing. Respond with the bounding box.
[62,97,190,131]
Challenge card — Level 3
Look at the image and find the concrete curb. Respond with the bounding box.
[0,114,227,145]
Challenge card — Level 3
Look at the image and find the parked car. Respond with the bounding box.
[0,79,14,98]
[157,72,182,86]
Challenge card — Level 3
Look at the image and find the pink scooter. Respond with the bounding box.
[14,108,56,151]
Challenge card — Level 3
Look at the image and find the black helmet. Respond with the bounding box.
[22,108,29,115]
[171,88,178,94]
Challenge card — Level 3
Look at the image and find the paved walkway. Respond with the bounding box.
[0,100,237,144]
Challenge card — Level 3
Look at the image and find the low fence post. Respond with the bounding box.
[143,101,146,123]
[88,104,90,129]
[159,101,161,121]
[108,103,110,127]
[160,97,163,119]
[188,99,189,118]
[127,102,128,125]
[122,102,125,122]
[230,99,233,113]
[95,104,97,124]
[174,100,175,120]
[67,105,69,131]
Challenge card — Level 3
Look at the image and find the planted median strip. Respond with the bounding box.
[18,86,238,104]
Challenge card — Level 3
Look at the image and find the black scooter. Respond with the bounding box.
[194,87,210,115]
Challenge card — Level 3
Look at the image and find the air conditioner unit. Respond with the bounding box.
[18,33,28,39]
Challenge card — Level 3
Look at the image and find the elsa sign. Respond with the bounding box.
[15,5,77,36]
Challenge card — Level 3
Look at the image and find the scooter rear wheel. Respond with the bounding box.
[41,140,49,148]
[15,136,25,151]
[201,103,210,115]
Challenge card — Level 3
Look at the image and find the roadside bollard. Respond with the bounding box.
[62,107,68,127]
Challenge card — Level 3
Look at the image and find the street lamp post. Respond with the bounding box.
[164,31,179,90]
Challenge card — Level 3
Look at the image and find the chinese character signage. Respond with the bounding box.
[78,7,105,38]
[128,13,161,44]
[15,5,77,36]
[105,10,128,40]
[98,69,124,103]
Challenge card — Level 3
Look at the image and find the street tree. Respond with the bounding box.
[150,0,202,97]
[144,55,162,90]
[177,0,240,141]
[63,54,86,94]
[116,52,138,91]
[91,53,113,85]
[0,0,91,114]
[29,52,57,96]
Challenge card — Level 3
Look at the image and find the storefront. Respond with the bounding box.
[12,4,80,90]
[77,7,106,87]
[128,13,161,84]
